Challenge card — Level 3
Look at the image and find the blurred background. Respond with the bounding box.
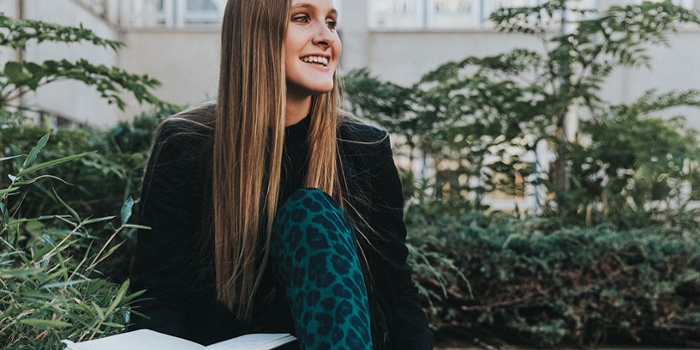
[3,1,700,348]
[1,0,698,129]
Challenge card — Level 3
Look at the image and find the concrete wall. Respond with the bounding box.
[101,17,700,130]
[346,29,539,85]
[4,0,700,130]
[339,26,700,129]
[120,28,220,119]
[602,31,700,129]
[338,0,370,72]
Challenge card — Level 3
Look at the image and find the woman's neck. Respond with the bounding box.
[285,94,311,126]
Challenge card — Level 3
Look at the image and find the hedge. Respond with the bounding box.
[407,208,700,347]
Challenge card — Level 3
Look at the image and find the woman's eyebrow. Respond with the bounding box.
[291,3,338,15]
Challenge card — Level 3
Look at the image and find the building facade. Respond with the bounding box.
[1,0,699,129]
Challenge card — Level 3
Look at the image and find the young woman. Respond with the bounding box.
[129,0,433,349]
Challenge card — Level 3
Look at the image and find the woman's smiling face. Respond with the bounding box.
[284,0,342,100]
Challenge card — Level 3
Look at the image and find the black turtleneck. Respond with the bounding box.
[279,115,310,205]
[130,107,433,350]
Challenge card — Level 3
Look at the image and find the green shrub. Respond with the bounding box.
[0,108,176,281]
[343,1,700,231]
[1,108,173,219]
[407,209,700,347]
[1,215,141,349]
[1,134,146,349]
[0,13,171,348]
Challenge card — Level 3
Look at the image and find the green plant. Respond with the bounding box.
[407,210,700,347]
[1,134,145,349]
[556,91,700,230]
[2,107,175,217]
[0,12,171,349]
[1,107,174,283]
[0,10,174,246]
[343,0,700,229]
[0,12,168,111]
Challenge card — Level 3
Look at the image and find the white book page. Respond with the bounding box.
[63,329,204,350]
[204,334,295,350]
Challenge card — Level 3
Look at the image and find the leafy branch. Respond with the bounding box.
[0,13,123,50]
[0,12,174,112]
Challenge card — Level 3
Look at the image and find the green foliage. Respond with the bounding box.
[1,2,698,348]
[554,92,700,230]
[342,0,700,229]
[2,126,134,220]
[0,13,176,349]
[408,211,700,347]
[1,134,145,349]
[1,108,171,218]
[0,12,172,111]
[1,108,172,282]
[342,1,700,346]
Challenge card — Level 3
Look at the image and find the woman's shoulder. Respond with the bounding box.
[337,112,394,170]
[338,112,389,145]
[149,103,215,165]
[154,103,215,147]
[158,103,215,137]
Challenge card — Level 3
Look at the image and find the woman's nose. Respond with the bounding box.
[312,22,335,48]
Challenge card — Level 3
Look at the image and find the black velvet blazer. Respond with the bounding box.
[130,104,433,349]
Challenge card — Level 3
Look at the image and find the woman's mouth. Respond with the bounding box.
[300,56,329,66]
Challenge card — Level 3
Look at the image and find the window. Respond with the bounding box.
[428,0,477,28]
[369,0,605,30]
[434,0,471,13]
[394,0,419,13]
[122,0,342,29]
[369,0,423,29]
[627,0,695,8]
[122,0,224,28]
[128,0,165,14]
[182,0,225,26]
[123,0,169,27]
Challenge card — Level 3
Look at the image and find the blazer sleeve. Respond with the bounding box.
[349,129,434,350]
[129,122,210,339]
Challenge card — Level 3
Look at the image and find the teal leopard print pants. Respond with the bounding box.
[270,188,373,350]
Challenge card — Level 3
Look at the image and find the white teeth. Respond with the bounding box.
[301,56,329,65]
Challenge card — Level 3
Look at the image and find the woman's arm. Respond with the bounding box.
[129,120,211,339]
[342,126,434,349]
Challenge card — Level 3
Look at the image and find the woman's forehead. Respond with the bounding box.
[290,0,337,9]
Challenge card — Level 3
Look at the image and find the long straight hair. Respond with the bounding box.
[214,0,341,321]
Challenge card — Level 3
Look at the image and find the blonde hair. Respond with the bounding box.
[214,0,342,321]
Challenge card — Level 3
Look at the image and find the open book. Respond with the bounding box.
[62,329,296,350]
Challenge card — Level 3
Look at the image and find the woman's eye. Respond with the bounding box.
[292,15,310,23]
[326,21,338,30]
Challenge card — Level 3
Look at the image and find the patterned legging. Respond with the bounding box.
[270,188,373,350]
